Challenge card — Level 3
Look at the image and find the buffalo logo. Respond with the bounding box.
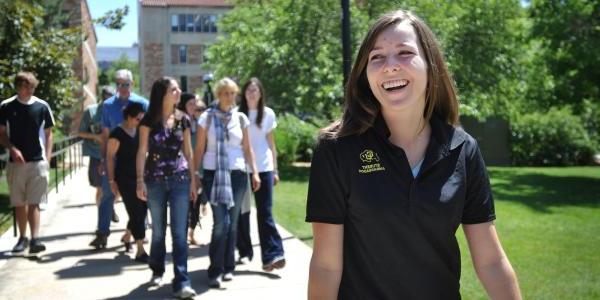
[360,149,380,163]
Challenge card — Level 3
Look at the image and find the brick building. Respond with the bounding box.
[61,0,98,133]
[138,0,233,96]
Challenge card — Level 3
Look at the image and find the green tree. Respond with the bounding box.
[98,53,141,96]
[206,0,353,120]
[0,1,80,131]
[209,0,530,121]
[528,0,599,109]
[94,5,129,30]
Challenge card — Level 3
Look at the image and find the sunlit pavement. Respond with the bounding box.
[0,159,310,299]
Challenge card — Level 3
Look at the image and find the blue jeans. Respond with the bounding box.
[97,165,115,235]
[202,170,248,279]
[254,172,284,264]
[146,173,191,292]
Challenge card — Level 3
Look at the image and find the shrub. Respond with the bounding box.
[511,107,597,166]
[274,113,318,165]
[580,99,600,151]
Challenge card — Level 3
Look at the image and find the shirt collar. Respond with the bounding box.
[370,112,466,170]
[371,112,465,150]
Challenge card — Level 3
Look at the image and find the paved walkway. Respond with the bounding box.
[0,163,311,299]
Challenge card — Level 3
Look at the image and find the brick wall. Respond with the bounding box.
[188,45,203,64]
[188,76,203,94]
[144,43,165,93]
[60,0,98,133]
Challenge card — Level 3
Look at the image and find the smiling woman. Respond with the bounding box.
[307,9,522,300]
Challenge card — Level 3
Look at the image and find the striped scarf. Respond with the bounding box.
[210,108,234,208]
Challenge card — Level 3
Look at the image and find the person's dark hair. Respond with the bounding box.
[14,71,39,89]
[141,77,175,127]
[322,9,459,139]
[177,92,197,112]
[101,85,115,100]
[239,77,266,128]
[122,102,145,120]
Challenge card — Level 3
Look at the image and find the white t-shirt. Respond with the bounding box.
[198,109,250,171]
[247,107,277,172]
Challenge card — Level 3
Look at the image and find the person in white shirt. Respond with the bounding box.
[194,77,260,288]
[238,77,286,272]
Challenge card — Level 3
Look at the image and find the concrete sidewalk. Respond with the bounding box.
[0,164,311,299]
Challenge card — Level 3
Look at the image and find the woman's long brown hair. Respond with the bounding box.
[321,10,459,139]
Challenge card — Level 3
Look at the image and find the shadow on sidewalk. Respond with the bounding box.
[54,252,147,279]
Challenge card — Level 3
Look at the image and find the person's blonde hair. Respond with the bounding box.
[213,77,239,98]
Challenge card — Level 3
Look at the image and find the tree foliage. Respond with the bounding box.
[0,1,80,131]
[98,54,141,96]
[207,0,600,164]
[529,0,599,109]
[208,0,532,121]
[94,5,130,30]
[206,0,351,120]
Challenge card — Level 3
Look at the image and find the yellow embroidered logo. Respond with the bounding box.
[359,149,385,174]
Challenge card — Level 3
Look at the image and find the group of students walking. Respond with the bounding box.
[77,70,286,298]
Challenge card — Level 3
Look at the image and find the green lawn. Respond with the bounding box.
[273,166,600,299]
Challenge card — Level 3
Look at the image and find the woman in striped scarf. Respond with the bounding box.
[193,77,260,288]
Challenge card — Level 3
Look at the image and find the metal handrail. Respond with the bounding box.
[0,135,84,237]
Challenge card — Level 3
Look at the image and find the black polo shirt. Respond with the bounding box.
[0,96,55,162]
[306,114,495,300]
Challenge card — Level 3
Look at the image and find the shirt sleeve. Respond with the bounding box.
[306,137,348,224]
[79,108,91,133]
[197,110,209,129]
[182,114,191,130]
[266,108,277,132]
[101,103,110,129]
[44,105,55,129]
[462,138,496,224]
[0,104,8,126]
[238,112,250,129]
[108,127,119,140]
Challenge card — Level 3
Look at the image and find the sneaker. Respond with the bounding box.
[134,252,149,263]
[150,275,163,286]
[236,256,250,265]
[29,238,46,254]
[174,286,197,299]
[222,272,233,281]
[12,237,29,253]
[111,211,119,223]
[263,256,286,272]
[207,277,221,288]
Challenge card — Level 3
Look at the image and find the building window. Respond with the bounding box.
[171,15,178,32]
[186,14,195,32]
[180,76,188,92]
[179,45,187,64]
[171,14,218,34]
[194,15,202,32]
[210,15,218,32]
[178,14,186,32]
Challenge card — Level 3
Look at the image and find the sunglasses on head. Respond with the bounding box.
[116,82,131,88]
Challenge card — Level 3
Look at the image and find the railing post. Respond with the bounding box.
[54,155,58,193]
[12,208,16,237]
[68,141,72,179]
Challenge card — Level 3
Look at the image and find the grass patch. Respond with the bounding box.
[273,166,600,299]
[273,164,313,247]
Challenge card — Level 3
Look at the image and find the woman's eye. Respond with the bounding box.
[369,54,384,61]
[399,50,414,56]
